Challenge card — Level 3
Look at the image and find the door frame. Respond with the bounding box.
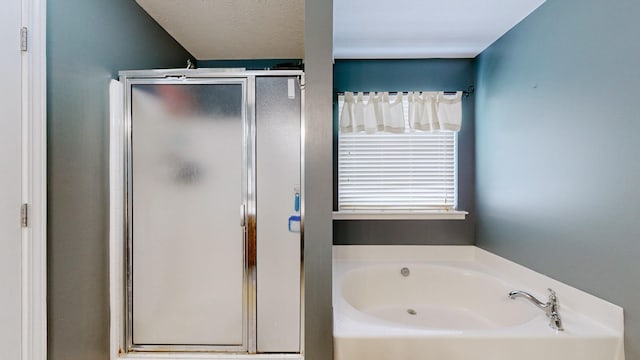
[123,76,252,353]
[21,0,47,358]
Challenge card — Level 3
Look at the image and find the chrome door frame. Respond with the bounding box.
[122,74,253,353]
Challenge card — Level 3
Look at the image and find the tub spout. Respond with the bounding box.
[508,290,547,309]
[508,288,564,331]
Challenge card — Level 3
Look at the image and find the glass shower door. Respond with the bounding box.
[128,80,247,350]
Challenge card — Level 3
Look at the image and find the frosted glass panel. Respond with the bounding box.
[256,77,301,352]
[131,83,245,346]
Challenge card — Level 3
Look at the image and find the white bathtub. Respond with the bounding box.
[333,246,624,360]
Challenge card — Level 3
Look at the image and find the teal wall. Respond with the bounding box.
[47,0,191,358]
[475,0,640,358]
[333,59,476,245]
[197,59,302,70]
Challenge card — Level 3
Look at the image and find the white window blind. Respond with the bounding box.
[338,94,457,211]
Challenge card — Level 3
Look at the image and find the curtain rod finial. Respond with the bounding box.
[463,85,475,98]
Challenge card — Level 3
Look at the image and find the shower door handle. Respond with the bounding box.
[240,204,246,227]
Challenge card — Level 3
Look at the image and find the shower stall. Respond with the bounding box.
[109,69,303,358]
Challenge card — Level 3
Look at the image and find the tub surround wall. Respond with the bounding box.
[475,0,640,358]
[333,59,476,246]
[47,0,191,358]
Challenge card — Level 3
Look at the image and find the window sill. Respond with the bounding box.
[332,210,468,220]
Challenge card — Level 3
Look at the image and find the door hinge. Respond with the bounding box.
[21,203,28,228]
[20,27,28,51]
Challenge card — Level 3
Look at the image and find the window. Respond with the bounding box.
[336,93,464,219]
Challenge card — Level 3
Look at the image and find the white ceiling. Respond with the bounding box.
[334,0,546,58]
[136,0,545,60]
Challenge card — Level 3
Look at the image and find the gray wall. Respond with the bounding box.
[303,0,334,358]
[475,0,640,358]
[333,59,476,245]
[47,0,191,358]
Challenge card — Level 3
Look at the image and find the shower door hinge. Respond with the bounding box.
[20,27,28,51]
[21,203,28,228]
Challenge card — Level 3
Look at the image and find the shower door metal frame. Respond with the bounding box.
[122,73,255,353]
[112,69,305,357]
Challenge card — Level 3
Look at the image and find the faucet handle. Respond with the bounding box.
[546,288,560,317]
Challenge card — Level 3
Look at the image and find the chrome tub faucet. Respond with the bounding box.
[508,288,564,331]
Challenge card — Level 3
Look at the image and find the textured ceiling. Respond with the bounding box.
[137,0,545,60]
[136,0,304,60]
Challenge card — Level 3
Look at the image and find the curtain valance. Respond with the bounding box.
[339,91,462,133]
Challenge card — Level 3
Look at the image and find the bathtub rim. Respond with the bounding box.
[333,245,624,337]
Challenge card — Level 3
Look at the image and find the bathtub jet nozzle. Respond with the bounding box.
[400,267,410,277]
[508,288,564,331]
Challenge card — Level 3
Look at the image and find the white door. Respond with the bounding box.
[0,0,24,358]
